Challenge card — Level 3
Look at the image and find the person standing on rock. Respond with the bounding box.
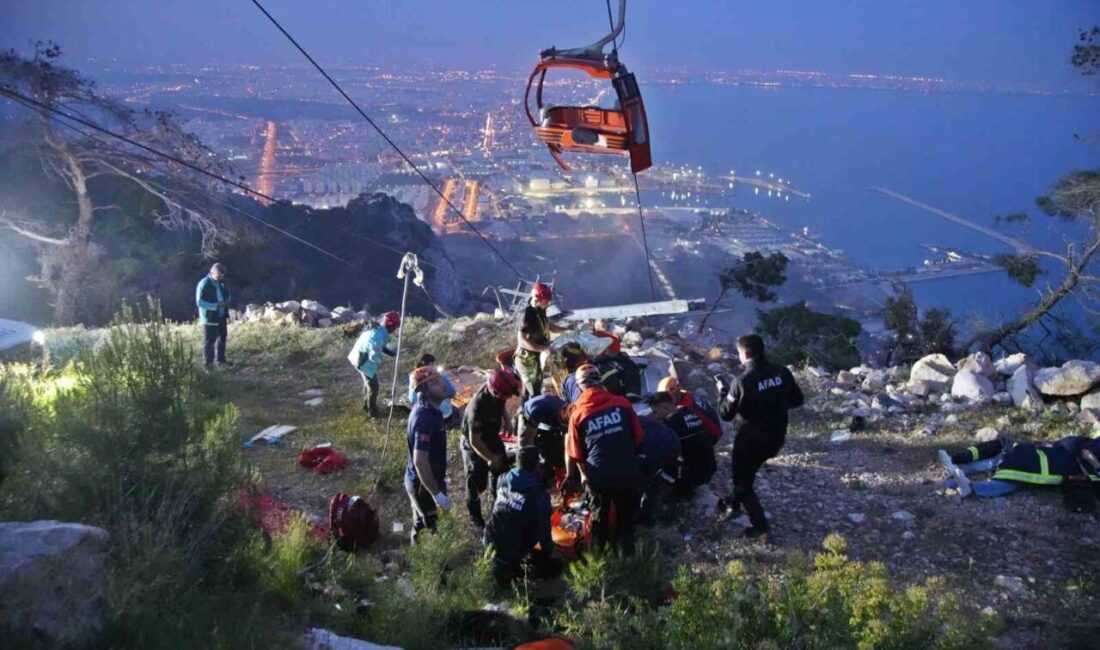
[405,366,454,543]
[348,311,401,418]
[716,334,804,540]
[566,363,645,555]
[514,282,567,404]
[461,369,523,535]
[196,262,232,369]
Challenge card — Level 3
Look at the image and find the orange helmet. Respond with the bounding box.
[532,282,553,303]
[410,366,440,390]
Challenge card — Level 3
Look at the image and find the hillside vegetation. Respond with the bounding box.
[2,309,1097,649]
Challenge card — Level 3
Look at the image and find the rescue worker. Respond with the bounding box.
[657,376,722,442]
[558,342,588,405]
[716,334,804,540]
[407,353,457,425]
[647,391,716,499]
[348,311,401,418]
[633,398,682,526]
[565,363,644,555]
[484,446,561,587]
[405,366,455,543]
[462,368,523,534]
[196,262,231,369]
[515,282,566,403]
[521,393,568,478]
[938,435,1100,499]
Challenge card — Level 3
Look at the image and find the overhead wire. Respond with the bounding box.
[248,0,526,281]
[0,85,451,312]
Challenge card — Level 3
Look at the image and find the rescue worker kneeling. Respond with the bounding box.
[633,399,681,526]
[647,390,716,499]
[484,446,562,587]
[565,364,644,555]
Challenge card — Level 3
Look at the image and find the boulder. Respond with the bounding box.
[907,380,936,398]
[302,628,403,650]
[0,521,110,646]
[951,369,995,401]
[621,331,644,348]
[1033,360,1100,397]
[317,318,333,328]
[849,365,873,377]
[956,352,994,377]
[1078,408,1100,428]
[1008,365,1042,408]
[975,427,1001,443]
[836,370,857,386]
[861,370,887,392]
[300,300,331,318]
[909,354,955,388]
[276,300,302,313]
[1080,388,1100,411]
[244,303,265,319]
[872,393,901,411]
[994,353,1032,377]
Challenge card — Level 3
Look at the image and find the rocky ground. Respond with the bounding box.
[217,310,1099,649]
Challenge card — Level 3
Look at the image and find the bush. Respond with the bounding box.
[0,304,288,648]
[556,535,996,650]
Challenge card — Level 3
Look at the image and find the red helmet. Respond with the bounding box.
[382,311,401,329]
[532,282,552,303]
[575,363,602,389]
[487,369,522,398]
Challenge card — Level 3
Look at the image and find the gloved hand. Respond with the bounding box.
[433,492,451,512]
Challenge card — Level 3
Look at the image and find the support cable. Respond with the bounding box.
[248,0,525,281]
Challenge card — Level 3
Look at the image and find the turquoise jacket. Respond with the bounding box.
[348,326,390,379]
[196,276,231,325]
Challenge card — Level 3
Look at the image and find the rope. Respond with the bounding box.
[632,171,659,301]
[248,0,526,281]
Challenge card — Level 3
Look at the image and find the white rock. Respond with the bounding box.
[975,427,1000,443]
[809,367,830,379]
[956,352,994,377]
[830,430,851,443]
[276,300,302,313]
[847,513,866,524]
[622,331,644,348]
[0,521,110,646]
[891,510,914,522]
[474,312,494,322]
[951,369,995,401]
[836,370,857,386]
[907,379,936,397]
[302,628,403,650]
[300,300,331,317]
[992,392,1013,406]
[849,365,873,377]
[305,397,324,407]
[944,414,959,425]
[1008,365,1042,408]
[862,371,887,392]
[902,531,916,540]
[299,388,325,398]
[1034,360,1100,396]
[1080,388,1100,411]
[910,353,956,385]
[994,575,1030,598]
[994,352,1031,377]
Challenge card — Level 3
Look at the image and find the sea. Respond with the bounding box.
[642,83,1099,327]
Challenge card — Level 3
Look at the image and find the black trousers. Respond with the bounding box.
[728,434,782,531]
[950,439,1007,465]
[587,482,639,556]
[361,374,380,415]
[461,438,504,528]
[203,321,227,366]
[404,476,438,541]
[639,459,679,524]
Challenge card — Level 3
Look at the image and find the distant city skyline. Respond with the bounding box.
[3,0,1099,90]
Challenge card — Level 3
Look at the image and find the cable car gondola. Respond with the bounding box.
[524,0,651,174]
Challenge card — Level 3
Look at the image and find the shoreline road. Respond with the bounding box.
[875,187,1032,255]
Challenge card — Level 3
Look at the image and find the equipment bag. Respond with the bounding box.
[593,352,642,397]
[329,492,379,551]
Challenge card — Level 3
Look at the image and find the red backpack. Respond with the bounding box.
[329,492,379,551]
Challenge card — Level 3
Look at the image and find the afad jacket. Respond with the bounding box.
[196,276,231,325]
[566,387,644,486]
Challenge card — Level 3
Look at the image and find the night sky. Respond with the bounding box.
[2,0,1099,88]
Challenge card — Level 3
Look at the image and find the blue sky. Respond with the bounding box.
[2,1,1098,87]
